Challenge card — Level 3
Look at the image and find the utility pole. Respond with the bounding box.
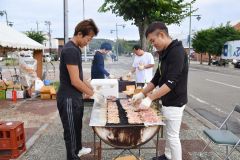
[64,0,69,44]
[83,0,87,62]
[188,3,201,64]
[188,4,192,64]
[0,10,13,26]
[45,21,52,54]
[36,21,39,32]
[111,23,125,61]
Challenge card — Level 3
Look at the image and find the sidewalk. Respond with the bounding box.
[0,99,58,149]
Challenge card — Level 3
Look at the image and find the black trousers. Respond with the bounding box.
[57,97,84,160]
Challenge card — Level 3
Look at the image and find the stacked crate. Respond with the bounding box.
[0,121,26,159]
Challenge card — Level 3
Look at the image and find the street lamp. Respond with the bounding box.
[82,0,88,62]
[0,10,13,26]
[63,0,69,44]
[188,3,201,64]
[110,23,125,61]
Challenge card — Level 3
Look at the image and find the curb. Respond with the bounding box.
[185,105,217,129]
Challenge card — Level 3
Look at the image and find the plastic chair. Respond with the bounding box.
[201,105,240,160]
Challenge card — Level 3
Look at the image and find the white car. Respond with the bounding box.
[232,59,238,64]
[43,53,51,62]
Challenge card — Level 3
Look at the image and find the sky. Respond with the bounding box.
[0,0,239,41]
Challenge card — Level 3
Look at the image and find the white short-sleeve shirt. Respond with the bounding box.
[132,52,155,83]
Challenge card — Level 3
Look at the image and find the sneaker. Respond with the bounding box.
[78,147,91,157]
[152,154,169,160]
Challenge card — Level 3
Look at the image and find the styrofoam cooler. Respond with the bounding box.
[90,79,119,98]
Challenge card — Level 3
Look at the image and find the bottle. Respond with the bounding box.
[12,89,17,102]
[143,80,147,89]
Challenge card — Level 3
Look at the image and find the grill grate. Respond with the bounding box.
[106,99,144,127]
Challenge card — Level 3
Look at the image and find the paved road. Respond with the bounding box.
[188,67,240,133]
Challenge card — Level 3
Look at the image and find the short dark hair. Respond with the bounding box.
[74,19,99,37]
[133,45,142,50]
[145,21,168,38]
[100,42,112,51]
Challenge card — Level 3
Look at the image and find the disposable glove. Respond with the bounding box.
[91,91,105,104]
[132,92,145,102]
[139,97,152,110]
[108,74,115,79]
[127,72,132,77]
[138,65,145,71]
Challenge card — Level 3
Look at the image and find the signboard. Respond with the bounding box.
[222,40,240,59]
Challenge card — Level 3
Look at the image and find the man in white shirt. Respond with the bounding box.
[127,45,155,86]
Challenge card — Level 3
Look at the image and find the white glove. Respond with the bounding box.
[108,74,115,79]
[132,92,145,102]
[139,97,152,110]
[91,92,105,104]
[138,65,145,71]
[127,72,132,77]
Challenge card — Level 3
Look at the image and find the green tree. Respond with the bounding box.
[117,39,139,55]
[25,31,46,44]
[192,24,240,65]
[192,28,213,64]
[99,0,195,50]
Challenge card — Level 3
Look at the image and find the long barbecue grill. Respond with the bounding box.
[90,98,165,159]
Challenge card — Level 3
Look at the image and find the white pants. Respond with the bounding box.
[162,105,185,160]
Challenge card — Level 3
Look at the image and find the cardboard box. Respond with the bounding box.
[115,155,140,160]
[13,84,23,91]
[91,79,119,98]
[6,90,12,99]
[41,93,51,100]
[40,86,54,94]
[51,94,56,100]
[6,90,24,99]
[17,91,24,99]
[0,80,7,90]
[126,85,135,92]
[0,90,6,100]
[5,81,14,89]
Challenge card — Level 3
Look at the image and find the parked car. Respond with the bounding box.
[50,54,58,61]
[43,53,51,62]
[0,57,4,61]
[232,59,239,65]
[212,59,228,66]
[234,60,240,68]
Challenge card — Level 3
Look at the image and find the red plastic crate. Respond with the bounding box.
[0,146,26,160]
[0,121,26,159]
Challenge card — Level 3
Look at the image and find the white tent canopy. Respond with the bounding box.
[0,23,44,50]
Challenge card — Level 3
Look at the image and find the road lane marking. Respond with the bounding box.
[190,68,240,78]
[189,94,226,114]
[189,94,209,105]
[206,79,240,89]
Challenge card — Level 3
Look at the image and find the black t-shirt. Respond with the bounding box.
[57,41,83,98]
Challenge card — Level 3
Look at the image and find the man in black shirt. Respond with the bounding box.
[132,22,188,160]
[57,19,103,160]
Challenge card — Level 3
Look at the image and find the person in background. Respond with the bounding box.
[127,45,154,87]
[91,42,115,79]
[132,22,188,160]
[57,19,104,160]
